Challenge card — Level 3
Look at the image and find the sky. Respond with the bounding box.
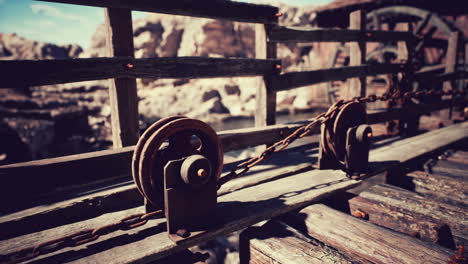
[0,0,332,49]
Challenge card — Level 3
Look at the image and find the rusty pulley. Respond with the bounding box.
[318,101,372,177]
[132,116,223,241]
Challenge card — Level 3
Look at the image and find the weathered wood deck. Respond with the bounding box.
[1,122,466,263]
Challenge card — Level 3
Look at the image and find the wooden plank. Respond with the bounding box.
[1,122,467,263]
[268,27,415,43]
[36,0,278,24]
[105,8,139,148]
[0,116,465,207]
[349,191,456,248]
[426,159,468,179]
[0,57,281,88]
[255,23,278,127]
[367,98,466,124]
[276,64,404,91]
[0,168,361,263]
[357,184,468,247]
[413,64,445,79]
[405,170,467,207]
[443,32,459,91]
[241,220,356,264]
[285,204,453,264]
[0,144,318,239]
[348,10,366,99]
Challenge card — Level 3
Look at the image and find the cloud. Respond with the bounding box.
[30,4,91,26]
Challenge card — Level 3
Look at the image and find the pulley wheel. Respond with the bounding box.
[132,116,186,196]
[321,102,367,162]
[333,102,367,161]
[133,118,223,209]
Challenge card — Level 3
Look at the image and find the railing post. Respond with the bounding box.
[255,22,277,127]
[397,23,418,136]
[348,10,366,99]
[105,8,139,148]
[444,31,459,92]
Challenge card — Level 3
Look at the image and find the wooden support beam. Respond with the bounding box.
[405,170,467,207]
[276,64,405,91]
[268,27,415,43]
[285,204,453,264]
[348,10,366,99]
[0,57,281,88]
[444,32,459,91]
[240,220,356,264]
[0,110,465,206]
[349,189,456,248]
[1,122,466,245]
[356,184,468,247]
[255,23,278,127]
[105,8,139,148]
[35,0,279,24]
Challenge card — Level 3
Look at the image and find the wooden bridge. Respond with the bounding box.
[0,0,467,263]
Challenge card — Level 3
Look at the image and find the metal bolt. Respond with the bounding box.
[275,12,283,17]
[176,228,190,238]
[352,209,368,219]
[126,63,134,69]
[197,168,207,178]
[275,64,281,70]
[367,132,373,138]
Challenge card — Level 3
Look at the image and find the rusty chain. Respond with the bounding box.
[1,210,164,264]
[216,88,466,188]
[1,87,466,264]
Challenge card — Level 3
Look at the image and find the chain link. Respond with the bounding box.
[217,88,466,189]
[2,87,466,264]
[1,210,164,264]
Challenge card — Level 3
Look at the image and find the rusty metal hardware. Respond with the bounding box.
[318,101,372,177]
[132,117,223,242]
[2,87,466,263]
[0,210,163,264]
[449,245,467,264]
[217,88,466,187]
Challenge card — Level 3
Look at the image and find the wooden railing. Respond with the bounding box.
[0,1,466,210]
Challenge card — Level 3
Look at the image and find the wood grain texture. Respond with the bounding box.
[0,168,360,263]
[255,23,278,127]
[105,8,139,148]
[0,144,318,240]
[276,64,405,91]
[359,184,468,246]
[1,119,465,207]
[406,170,467,208]
[268,26,415,43]
[243,220,355,264]
[348,10,366,99]
[0,57,281,88]
[287,204,453,264]
[1,122,467,263]
[348,195,455,248]
[35,0,279,24]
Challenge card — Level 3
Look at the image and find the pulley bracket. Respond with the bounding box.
[132,117,223,242]
[318,102,372,177]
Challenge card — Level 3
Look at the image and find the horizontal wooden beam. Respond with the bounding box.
[0,57,281,88]
[276,63,405,91]
[35,0,278,24]
[269,26,415,43]
[2,103,464,204]
[2,122,466,263]
[285,204,452,264]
